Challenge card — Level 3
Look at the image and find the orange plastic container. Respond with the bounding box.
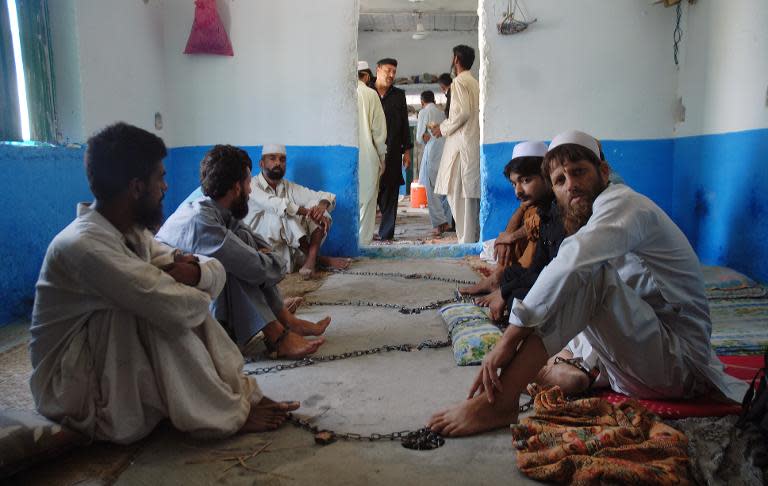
[410,182,428,208]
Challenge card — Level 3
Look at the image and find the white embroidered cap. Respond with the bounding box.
[511,141,548,160]
[357,61,370,71]
[261,144,286,156]
[547,130,600,160]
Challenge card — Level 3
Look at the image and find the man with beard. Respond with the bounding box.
[244,144,351,278]
[430,45,481,243]
[30,123,300,444]
[157,145,329,359]
[428,129,747,437]
[460,141,565,322]
[374,58,412,241]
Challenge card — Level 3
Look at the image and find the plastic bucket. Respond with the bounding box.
[410,182,427,208]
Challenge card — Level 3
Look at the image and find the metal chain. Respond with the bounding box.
[304,295,469,315]
[256,269,533,450]
[245,337,452,375]
[328,268,477,286]
[287,394,534,450]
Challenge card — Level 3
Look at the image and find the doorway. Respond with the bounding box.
[357,0,480,249]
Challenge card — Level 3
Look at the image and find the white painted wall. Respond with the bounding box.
[675,0,768,137]
[72,0,167,141]
[358,31,479,80]
[480,0,678,143]
[161,0,359,148]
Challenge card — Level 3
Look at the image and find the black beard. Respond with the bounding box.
[231,191,249,220]
[265,168,284,181]
[136,194,164,232]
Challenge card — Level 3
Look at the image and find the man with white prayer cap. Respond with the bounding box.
[244,144,351,278]
[357,61,387,244]
[428,129,747,437]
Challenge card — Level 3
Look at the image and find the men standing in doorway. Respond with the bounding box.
[357,61,387,245]
[375,58,412,241]
[431,46,480,243]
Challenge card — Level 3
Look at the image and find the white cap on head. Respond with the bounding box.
[357,61,369,71]
[261,144,286,156]
[511,141,548,160]
[547,130,600,160]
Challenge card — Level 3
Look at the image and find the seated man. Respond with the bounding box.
[245,144,351,279]
[428,129,747,437]
[30,123,299,445]
[460,142,565,321]
[157,145,329,359]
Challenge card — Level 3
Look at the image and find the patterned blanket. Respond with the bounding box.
[511,384,692,486]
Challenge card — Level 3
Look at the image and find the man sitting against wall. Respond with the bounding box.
[428,129,746,437]
[157,145,329,360]
[30,123,300,444]
[460,141,565,322]
[243,144,351,279]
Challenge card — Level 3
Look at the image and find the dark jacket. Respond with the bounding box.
[500,198,565,303]
[378,85,412,186]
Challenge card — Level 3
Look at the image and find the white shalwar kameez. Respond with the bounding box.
[30,204,261,444]
[245,173,336,273]
[357,79,387,245]
[416,102,452,228]
[508,184,747,402]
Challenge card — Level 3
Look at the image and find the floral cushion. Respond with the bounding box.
[0,410,85,478]
[439,303,503,366]
[701,266,758,290]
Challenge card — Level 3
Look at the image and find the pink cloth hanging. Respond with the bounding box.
[183,0,233,56]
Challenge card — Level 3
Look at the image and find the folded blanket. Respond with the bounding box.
[511,384,692,486]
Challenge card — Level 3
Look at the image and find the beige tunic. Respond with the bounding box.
[433,70,481,200]
[30,204,260,444]
[357,79,387,244]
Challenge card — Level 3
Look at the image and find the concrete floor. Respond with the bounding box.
[110,258,536,485]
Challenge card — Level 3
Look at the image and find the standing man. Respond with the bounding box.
[374,58,412,241]
[431,45,480,244]
[415,90,452,236]
[357,61,387,245]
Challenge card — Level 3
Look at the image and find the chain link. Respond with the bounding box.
[255,269,529,450]
[245,337,453,375]
[329,269,477,286]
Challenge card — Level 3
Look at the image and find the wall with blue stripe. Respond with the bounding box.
[165,145,360,258]
[480,138,676,241]
[0,144,88,325]
[672,128,768,283]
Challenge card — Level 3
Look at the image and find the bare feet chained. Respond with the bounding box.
[240,396,301,433]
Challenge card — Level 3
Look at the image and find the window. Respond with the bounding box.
[1,0,56,143]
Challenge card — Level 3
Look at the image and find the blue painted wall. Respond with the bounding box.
[480,138,675,240]
[165,145,360,259]
[672,128,768,282]
[0,144,89,325]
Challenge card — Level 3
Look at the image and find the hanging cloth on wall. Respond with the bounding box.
[183,0,233,56]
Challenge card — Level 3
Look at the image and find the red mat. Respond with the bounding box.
[592,355,763,419]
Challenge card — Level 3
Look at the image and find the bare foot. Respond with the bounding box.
[284,296,304,313]
[319,256,352,270]
[298,267,318,280]
[487,290,507,322]
[427,393,520,437]
[284,315,332,337]
[460,271,500,295]
[272,331,325,359]
[240,396,301,433]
